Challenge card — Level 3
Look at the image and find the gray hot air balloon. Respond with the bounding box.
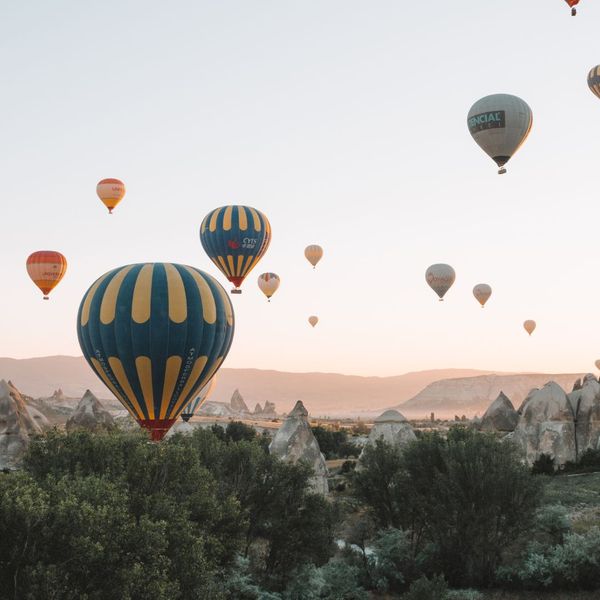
[473,283,492,308]
[425,264,456,301]
[588,66,600,100]
[467,94,533,174]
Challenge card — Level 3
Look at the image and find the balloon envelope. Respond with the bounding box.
[26,251,67,299]
[524,320,536,336]
[97,178,126,214]
[308,316,319,327]
[181,376,218,422]
[425,264,456,301]
[473,283,492,307]
[595,360,600,370]
[258,272,280,300]
[304,245,323,268]
[588,66,600,99]
[566,0,579,14]
[467,94,532,174]
[77,263,235,440]
[200,205,271,292]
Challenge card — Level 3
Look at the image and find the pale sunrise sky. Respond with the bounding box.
[1,0,599,376]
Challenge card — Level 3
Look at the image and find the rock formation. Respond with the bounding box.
[360,410,416,460]
[510,382,577,466]
[0,380,41,469]
[269,401,328,494]
[254,403,262,414]
[66,390,115,433]
[230,389,249,413]
[25,405,51,431]
[166,420,195,437]
[480,392,519,432]
[568,374,600,455]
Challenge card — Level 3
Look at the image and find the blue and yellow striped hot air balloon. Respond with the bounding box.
[200,205,271,294]
[76,263,234,441]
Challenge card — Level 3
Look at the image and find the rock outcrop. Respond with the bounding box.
[568,374,600,455]
[25,405,51,431]
[480,392,519,432]
[269,401,328,494]
[230,389,249,413]
[253,403,262,414]
[511,382,577,466]
[0,380,41,469]
[66,390,115,433]
[360,410,416,460]
[166,420,195,437]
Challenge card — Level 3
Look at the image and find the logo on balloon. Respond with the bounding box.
[468,110,505,133]
[242,237,258,249]
[227,240,240,250]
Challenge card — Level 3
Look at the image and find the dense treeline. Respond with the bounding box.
[1,424,600,599]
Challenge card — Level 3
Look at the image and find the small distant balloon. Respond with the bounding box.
[565,0,579,15]
[467,94,533,174]
[587,66,600,99]
[524,320,536,336]
[425,264,456,301]
[305,245,323,269]
[308,316,319,328]
[26,251,67,300]
[473,284,492,308]
[258,272,280,301]
[97,178,126,214]
[595,359,600,370]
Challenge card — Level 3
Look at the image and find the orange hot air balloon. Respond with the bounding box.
[523,320,536,336]
[26,251,67,299]
[96,178,126,214]
[566,0,579,15]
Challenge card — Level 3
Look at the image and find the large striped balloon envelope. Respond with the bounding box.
[200,205,271,293]
[77,263,234,440]
[26,251,68,299]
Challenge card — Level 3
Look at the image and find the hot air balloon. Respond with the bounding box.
[523,320,536,336]
[425,264,455,301]
[258,272,280,301]
[181,376,218,422]
[200,205,271,294]
[305,245,323,269]
[77,263,235,441]
[587,66,600,99]
[467,94,533,174]
[595,360,600,370]
[97,178,126,214]
[473,284,492,308]
[566,0,579,15]
[26,251,67,300]
[308,316,319,328]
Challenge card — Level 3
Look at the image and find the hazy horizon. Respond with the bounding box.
[2,1,600,377]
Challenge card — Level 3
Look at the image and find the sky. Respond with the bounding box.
[1,0,599,377]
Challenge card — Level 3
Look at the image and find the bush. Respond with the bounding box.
[445,591,483,600]
[403,575,447,600]
[532,453,555,475]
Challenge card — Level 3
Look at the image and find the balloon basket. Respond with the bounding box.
[43,296,49,301]
[138,418,177,441]
[572,8,576,15]
[231,289,242,295]
[498,168,507,175]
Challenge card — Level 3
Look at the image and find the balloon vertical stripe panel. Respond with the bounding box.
[200,205,272,290]
[77,263,234,440]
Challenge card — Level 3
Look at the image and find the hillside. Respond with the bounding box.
[0,356,500,415]
[395,373,585,418]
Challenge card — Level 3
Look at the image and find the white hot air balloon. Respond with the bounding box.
[305,245,323,269]
[595,359,600,370]
[473,284,492,308]
[308,315,319,328]
[467,94,533,174]
[425,264,456,301]
[257,272,280,302]
[523,320,536,336]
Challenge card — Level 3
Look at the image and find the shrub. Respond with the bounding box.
[532,453,555,475]
[403,575,447,600]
